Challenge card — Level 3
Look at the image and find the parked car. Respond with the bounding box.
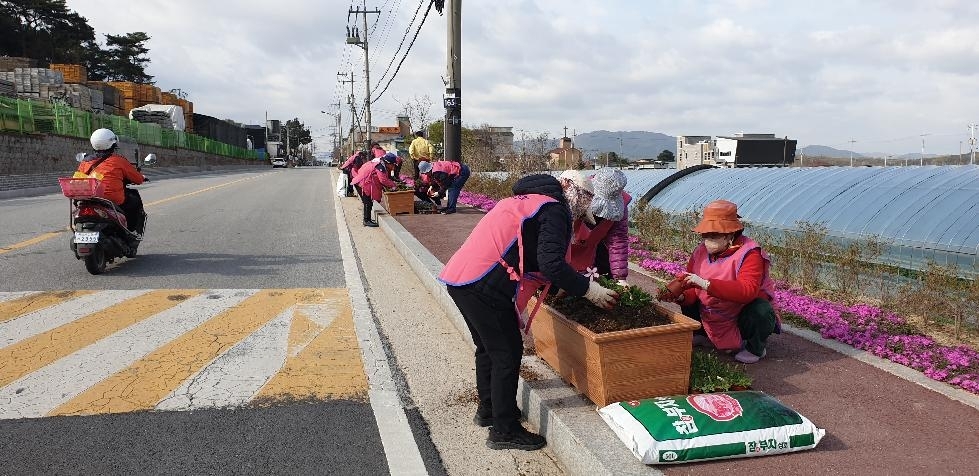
[271,158,287,168]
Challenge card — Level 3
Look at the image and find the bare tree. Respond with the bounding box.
[398,94,434,132]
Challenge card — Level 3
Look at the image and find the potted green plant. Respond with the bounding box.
[530,275,701,406]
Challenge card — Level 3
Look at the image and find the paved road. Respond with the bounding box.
[0,168,432,474]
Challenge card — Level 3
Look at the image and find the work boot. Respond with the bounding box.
[363,219,379,227]
[486,426,546,451]
[473,406,493,427]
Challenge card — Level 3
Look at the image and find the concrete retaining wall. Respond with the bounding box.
[0,132,267,198]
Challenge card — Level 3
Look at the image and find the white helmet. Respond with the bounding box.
[90,128,118,151]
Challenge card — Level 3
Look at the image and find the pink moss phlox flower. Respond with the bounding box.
[458,191,497,211]
[627,234,979,396]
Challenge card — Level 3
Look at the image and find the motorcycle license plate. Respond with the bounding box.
[74,232,100,244]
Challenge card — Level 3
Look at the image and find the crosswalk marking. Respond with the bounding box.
[0,289,203,389]
[0,290,255,419]
[0,288,365,420]
[155,308,293,411]
[0,290,95,324]
[254,291,368,401]
[0,290,148,347]
[51,289,315,417]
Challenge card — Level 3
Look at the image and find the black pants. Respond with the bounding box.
[360,191,374,222]
[447,284,523,433]
[681,298,777,356]
[119,188,145,234]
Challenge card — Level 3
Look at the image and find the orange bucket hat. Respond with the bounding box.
[692,200,744,234]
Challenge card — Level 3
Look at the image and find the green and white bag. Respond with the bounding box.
[598,391,825,464]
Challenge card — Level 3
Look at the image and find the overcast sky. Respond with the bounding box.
[69,0,979,156]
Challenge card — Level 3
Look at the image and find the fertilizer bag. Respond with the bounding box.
[598,391,825,464]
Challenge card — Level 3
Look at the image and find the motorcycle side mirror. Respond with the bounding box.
[143,153,157,167]
[75,152,88,162]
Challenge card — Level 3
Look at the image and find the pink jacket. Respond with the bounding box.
[351,161,396,201]
[688,237,775,350]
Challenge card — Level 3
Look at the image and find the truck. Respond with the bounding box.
[267,141,283,158]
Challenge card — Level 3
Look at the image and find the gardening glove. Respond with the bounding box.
[684,273,710,290]
[616,279,629,288]
[584,281,619,310]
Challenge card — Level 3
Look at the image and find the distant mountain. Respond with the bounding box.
[573,130,676,159]
[519,130,677,160]
[799,145,863,159]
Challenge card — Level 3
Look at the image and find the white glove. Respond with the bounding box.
[684,273,710,290]
[616,279,629,288]
[584,281,619,310]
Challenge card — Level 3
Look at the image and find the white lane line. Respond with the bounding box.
[332,175,428,475]
[0,290,257,420]
[0,290,148,348]
[155,307,292,411]
[0,291,38,303]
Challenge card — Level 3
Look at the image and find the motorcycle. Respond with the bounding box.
[59,153,153,275]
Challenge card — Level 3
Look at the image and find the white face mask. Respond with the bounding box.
[703,236,731,254]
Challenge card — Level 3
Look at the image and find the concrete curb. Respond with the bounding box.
[377,208,662,476]
[626,262,979,412]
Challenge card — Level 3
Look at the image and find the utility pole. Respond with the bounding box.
[848,138,856,166]
[920,134,929,166]
[443,0,462,162]
[338,71,356,154]
[969,123,977,165]
[347,3,380,150]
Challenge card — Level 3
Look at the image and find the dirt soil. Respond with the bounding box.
[544,295,671,333]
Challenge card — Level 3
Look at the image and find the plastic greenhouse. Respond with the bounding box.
[615,166,979,277]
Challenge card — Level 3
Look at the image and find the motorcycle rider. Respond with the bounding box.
[73,128,147,237]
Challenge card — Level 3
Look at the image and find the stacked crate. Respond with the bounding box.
[87,81,122,116]
[0,68,64,98]
[136,84,162,105]
[177,98,194,131]
[49,64,88,84]
[108,81,138,115]
[0,79,14,96]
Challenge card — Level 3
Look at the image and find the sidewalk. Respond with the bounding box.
[376,203,979,475]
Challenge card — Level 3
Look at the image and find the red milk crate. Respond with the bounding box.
[58,177,104,199]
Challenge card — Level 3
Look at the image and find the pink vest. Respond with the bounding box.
[432,160,461,176]
[439,194,558,332]
[565,192,631,272]
[689,236,775,351]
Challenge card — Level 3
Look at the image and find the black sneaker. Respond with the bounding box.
[363,220,379,227]
[486,426,546,451]
[473,408,493,427]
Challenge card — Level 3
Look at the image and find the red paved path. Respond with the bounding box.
[396,207,979,475]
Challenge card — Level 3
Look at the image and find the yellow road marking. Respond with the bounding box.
[0,174,265,255]
[0,290,94,323]
[143,174,262,207]
[49,288,325,416]
[0,232,65,256]
[0,290,202,388]
[255,291,368,400]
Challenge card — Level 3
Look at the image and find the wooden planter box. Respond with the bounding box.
[530,298,701,406]
[382,190,415,215]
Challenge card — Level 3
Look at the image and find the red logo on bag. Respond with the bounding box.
[627,400,641,407]
[686,394,743,421]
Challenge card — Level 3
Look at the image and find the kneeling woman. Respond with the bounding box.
[667,200,779,364]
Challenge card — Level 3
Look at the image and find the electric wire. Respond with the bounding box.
[372,0,426,89]
[371,0,433,104]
